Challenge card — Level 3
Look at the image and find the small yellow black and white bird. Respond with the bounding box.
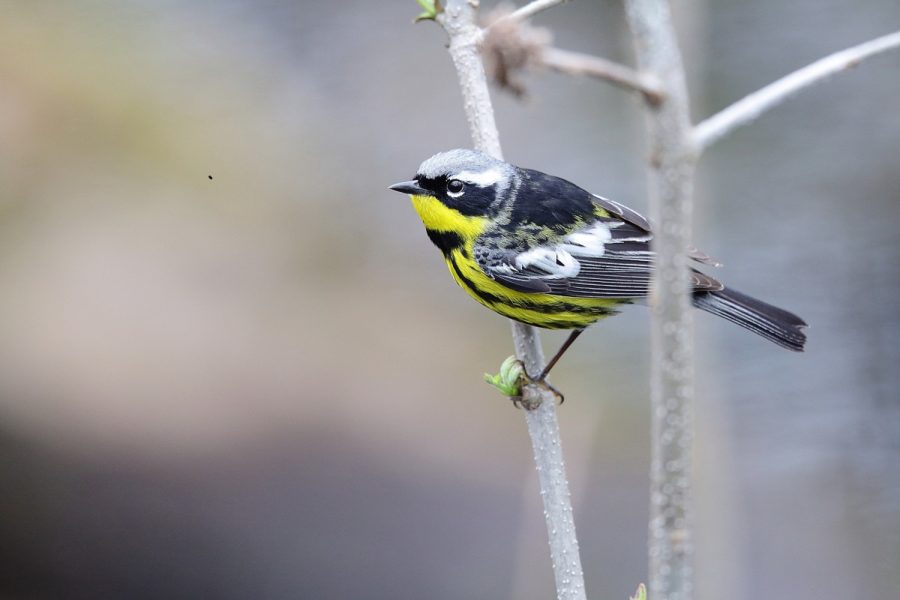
[390,149,806,380]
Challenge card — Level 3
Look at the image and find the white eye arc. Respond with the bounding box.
[447,179,465,197]
[454,168,504,187]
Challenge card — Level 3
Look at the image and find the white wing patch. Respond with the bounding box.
[455,168,504,187]
[490,263,519,275]
[515,247,580,278]
[511,222,617,278]
[559,221,613,257]
[504,218,658,283]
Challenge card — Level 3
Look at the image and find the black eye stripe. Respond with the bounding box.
[414,175,438,192]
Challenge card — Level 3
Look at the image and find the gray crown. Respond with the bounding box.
[416,149,512,180]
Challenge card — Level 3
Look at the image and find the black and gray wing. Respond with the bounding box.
[476,214,722,298]
[593,193,722,267]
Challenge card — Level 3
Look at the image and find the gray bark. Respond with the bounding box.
[623,2,697,599]
[436,2,587,599]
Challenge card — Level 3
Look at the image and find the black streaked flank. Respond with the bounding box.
[425,229,464,256]
[516,316,592,330]
[508,301,618,316]
[447,253,619,322]
[448,255,503,305]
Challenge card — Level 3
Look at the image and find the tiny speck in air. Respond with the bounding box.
[208,175,213,180]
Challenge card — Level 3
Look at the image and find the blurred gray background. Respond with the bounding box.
[0,1,898,599]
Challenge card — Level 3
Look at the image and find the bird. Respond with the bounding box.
[390,149,806,383]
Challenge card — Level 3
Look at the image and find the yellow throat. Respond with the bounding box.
[410,194,488,240]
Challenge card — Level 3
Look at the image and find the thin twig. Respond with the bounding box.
[694,30,900,151]
[485,0,568,32]
[480,6,664,103]
[541,46,665,103]
[435,2,587,600]
[624,1,698,599]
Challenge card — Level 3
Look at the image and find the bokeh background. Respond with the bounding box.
[1,1,898,599]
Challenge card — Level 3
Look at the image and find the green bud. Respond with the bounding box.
[629,584,647,600]
[413,0,443,22]
[484,355,525,397]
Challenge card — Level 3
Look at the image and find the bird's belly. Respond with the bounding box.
[444,250,623,330]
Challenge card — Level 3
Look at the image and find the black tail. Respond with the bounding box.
[693,287,807,352]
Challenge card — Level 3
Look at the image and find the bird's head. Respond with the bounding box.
[390,149,515,234]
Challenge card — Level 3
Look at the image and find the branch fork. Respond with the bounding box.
[479,3,663,101]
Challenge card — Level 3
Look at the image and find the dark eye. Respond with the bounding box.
[447,179,465,195]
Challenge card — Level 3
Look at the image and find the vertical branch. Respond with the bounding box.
[439,3,502,157]
[435,2,587,600]
[623,2,697,600]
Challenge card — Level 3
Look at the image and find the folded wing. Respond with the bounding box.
[478,212,723,299]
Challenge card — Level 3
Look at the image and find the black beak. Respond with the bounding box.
[389,180,429,196]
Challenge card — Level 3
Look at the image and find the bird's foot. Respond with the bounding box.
[520,370,565,407]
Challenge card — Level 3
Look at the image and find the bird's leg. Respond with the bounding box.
[538,328,584,381]
[515,329,584,406]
